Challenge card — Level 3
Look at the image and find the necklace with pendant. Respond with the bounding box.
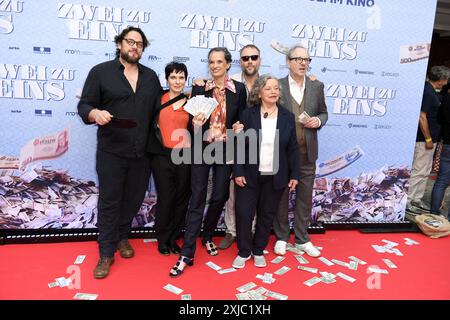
[262,107,277,118]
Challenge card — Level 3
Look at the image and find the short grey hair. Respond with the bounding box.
[248,74,284,107]
[429,66,450,82]
[286,44,308,60]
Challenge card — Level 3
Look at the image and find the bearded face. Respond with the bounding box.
[117,31,144,64]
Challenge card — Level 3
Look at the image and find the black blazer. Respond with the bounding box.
[189,79,247,163]
[233,105,300,190]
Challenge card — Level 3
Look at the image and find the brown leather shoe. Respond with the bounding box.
[218,233,236,250]
[93,256,115,279]
[117,239,134,258]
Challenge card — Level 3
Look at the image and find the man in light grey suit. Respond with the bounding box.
[273,44,328,257]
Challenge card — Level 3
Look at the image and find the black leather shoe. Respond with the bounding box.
[158,244,170,256]
[168,242,181,254]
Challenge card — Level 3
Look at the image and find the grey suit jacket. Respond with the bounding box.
[279,76,328,162]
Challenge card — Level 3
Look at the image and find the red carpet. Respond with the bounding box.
[0,230,449,300]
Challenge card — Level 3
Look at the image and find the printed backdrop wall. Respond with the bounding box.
[0,0,437,230]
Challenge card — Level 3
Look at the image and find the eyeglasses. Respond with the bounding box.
[289,57,312,64]
[123,38,144,49]
[241,55,259,62]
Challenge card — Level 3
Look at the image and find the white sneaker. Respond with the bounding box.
[232,255,251,269]
[274,240,287,255]
[295,241,321,257]
[253,255,267,267]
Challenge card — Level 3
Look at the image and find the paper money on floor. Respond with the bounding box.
[404,238,420,245]
[297,266,318,273]
[368,266,389,274]
[382,258,397,269]
[270,256,285,264]
[348,261,359,270]
[236,282,257,293]
[304,277,322,287]
[331,259,350,268]
[256,274,276,284]
[336,272,356,283]
[55,277,71,288]
[295,255,309,264]
[247,290,267,300]
[274,266,291,276]
[236,292,251,300]
[74,255,86,265]
[381,239,399,247]
[348,256,367,265]
[254,287,268,295]
[218,268,237,274]
[372,245,386,253]
[73,293,98,300]
[163,284,183,295]
[206,261,222,271]
[318,257,335,266]
[265,290,288,300]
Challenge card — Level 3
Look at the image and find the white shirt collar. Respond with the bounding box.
[288,74,306,90]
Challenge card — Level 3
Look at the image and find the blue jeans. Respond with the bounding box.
[431,144,450,219]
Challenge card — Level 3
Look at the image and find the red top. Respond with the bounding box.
[158,92,190,149]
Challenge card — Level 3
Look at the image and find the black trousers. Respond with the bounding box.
[151,154,190,245]
[235,174,284,257]
[181,163,232,258]
[96,150,151,257]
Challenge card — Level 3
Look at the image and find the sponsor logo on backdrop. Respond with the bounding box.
[309,0,375,7]
[180,13,265,51]
[35,109,52,117]
[323,123,342,127]
[326,83,396,116]
[348,123,367,128]
[33,47,51,54]
[0,0,24,34]
[381,71,399,77]
[354,69,374,75]
[291,24,368,60]
[173,56,190,63]
[374,124,392,130]
[321,67,346,73]
[65,111,78,116]
[200,58,240,66]
[148,55,161,62]
[65,49,93,55]
[8,46,19,50]
[0,63,75,101]
[57,3,151,41]
[10,109,21,114]
[104,52,115,60]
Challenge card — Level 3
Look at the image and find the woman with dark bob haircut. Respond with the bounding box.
[147,62,191,256]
